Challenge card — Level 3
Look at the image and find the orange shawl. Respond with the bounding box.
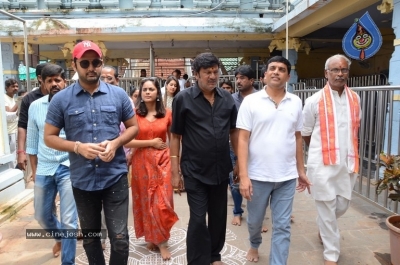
[318,84,360,173]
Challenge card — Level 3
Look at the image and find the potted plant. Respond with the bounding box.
[376,153,400,265]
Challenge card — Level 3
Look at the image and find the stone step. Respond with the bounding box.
[0,189,34,224]
[0,168,23,191]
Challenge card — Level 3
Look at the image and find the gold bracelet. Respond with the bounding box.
[74,141,81,155]
[170,155,180,158]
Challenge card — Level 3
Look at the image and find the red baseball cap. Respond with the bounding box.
[72,40,102,59]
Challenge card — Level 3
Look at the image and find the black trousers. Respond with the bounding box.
[72,175,129,265]
[184,176,229,265]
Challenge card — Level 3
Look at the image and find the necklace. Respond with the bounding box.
[209,96,215,106]
[205,95,215,106]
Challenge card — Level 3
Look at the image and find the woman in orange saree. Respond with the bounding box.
[125,77,178,260]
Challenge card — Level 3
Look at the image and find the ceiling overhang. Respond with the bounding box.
[274,0,381,37]
[0,0,394,60]
[0,17,275,43]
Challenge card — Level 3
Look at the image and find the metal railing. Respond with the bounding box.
[297,74,388,91]
[347,74,389,87]
[118,77,165,94]
[294,85,400,214]
[297,78,326,89]
[291,82,317,91]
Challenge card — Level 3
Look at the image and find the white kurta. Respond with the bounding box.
[4,94,18,134]
[302,89,359,201]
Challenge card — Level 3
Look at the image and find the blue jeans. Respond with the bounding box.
[247,178,296,265]
[228,147,243,216]
[34,164,78,265]
[72,175,129,265]
[229,172,244,216]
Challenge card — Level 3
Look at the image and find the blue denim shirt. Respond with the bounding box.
[46,81,135,191]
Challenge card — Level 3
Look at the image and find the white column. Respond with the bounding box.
[386,0,400,155]
[282,49,298,93]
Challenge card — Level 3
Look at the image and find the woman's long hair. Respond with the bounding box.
[163,75,180,107]
[136,78,166,118]
[130,87,139,105]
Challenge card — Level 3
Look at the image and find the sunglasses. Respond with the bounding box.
[78,59,103,69]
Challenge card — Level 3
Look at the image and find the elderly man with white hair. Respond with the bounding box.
[302,54,361,265]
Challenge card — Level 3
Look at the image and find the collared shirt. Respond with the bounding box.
[237,88,303,182]
[231,88,258,110]
[26,95,69,176]
[46,81,135,191]
[171,84,237,185]
[18,88,45,130]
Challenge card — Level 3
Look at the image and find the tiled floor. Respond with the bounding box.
[0,188,393,265]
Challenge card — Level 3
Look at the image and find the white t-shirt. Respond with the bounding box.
[4,94,18,134]
[236,89,303,182]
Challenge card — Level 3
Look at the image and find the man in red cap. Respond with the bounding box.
[44,40,139,265]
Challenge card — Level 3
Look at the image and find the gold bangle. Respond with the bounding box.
[74,141,81,155]
[170,156,179,158]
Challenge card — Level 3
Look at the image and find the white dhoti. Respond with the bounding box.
[8,133,17,168]
[315,196,350,262]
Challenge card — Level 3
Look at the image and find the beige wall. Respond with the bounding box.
[296,42,393,79]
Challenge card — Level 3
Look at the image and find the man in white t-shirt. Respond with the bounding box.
[237,56,311,264]
[4,78,19,167]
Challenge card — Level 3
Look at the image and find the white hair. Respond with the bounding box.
[325,54,351,70]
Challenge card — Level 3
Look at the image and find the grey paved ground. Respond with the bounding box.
[0,187,393,265]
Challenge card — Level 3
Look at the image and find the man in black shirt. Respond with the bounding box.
[170,52,238,265]
[17,63,50,171]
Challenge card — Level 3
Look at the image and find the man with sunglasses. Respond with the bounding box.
[44,40,139,265]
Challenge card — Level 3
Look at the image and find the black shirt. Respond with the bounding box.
[171,84,237,185]
[18,89,45,130]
